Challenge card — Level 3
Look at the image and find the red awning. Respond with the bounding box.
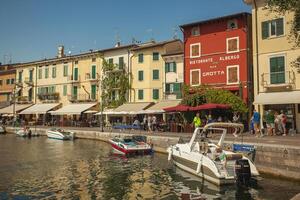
[163,104,191,112]
[190,103,230,111]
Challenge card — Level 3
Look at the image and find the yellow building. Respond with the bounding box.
[130,39,183,103]
[245,0,300,132]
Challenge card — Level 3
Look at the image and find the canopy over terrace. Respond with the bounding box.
[138,100,181,114]
[254,91,300,105]
[50,103,97,115]
[0,104,33,115]
[96,102,153,115]
[164,103,230,112]
[19,103,61,115]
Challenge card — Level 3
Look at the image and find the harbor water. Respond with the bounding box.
[0,134,299,200]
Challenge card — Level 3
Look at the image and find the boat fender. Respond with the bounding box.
[196,161,201,174]
[168,146,172,161]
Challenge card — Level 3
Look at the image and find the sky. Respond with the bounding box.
[0,0,251,64]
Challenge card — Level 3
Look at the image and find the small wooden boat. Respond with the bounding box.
[109,135,152,155]
[47,128,75,140]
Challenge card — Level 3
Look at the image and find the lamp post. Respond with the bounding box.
[99,73,104,132]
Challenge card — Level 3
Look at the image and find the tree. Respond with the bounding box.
[101,59,130,108]
[266,0,300,70]
[181,85,248,113]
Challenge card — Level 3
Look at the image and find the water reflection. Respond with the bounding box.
[0,134,300,200]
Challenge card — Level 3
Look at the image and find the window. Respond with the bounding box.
[227,19,238,29]
[138,53,144,63]
[153,70,159,80]
[165,62,177,73]
[153,52,159,61]
[190,43,201,58]
[108,58,113,65]
[52,67,56,78]
[63,65,68,77]
[28,69,33,82]
[45,68,49,79]
[91,85,97,100]
[6,79,10,85]
[0,80,2,85]
[18,71,22,82]
[262,18,284,39]
[38,68,42,79]
[227,65,239,85]
[190,69,201,86]
[166,83,182,99]
[91,65,96,79]
[75,60,79,64]
[153,89,159,100]
[74,68,79,81]
[92,58,96,62]
[138,89,144,100]
[119,57,124,69]
[226,37,239,53]
[138,70,144,81]
[270,56,285,84]
[72,86,78,99]
[11,78,14,84]
[191,26,200,36]
[63,85,67,96]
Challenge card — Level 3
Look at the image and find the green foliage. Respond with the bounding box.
[101,59,130,108]
[181,85,248,113]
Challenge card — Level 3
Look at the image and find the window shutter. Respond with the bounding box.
[165,63,169,73]
[276,18,284,36]
[174,83,180,92]
[173,62,177,73]
[138,71,143,81]
[166,84,170,92]
[153,89,159,100]
[262,21,269,39]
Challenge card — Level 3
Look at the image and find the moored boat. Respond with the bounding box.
[167,122,259,186]
[16,127,40,137]
[109,135,152,155]
[47,128,75,140]
[0,126,5,134]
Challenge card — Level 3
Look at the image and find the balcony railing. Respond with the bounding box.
[85,73,98,81]
[24,77,34,86]
[261,71,295,91]
[67,75,81,82]
[67,94,97,102]
[38,93,59,101]
[15,79,23,87]
[164,92,182,100]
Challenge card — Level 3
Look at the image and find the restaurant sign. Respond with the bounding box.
[189,54,240,65]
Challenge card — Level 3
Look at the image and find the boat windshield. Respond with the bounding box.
[123,138,133,143]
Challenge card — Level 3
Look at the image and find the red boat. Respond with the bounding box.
[109,136,152,155]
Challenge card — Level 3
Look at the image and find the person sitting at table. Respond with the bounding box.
[133,118,140,127]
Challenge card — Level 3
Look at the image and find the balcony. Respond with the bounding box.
[16,96,33,104]
[24,77,34,86]
[164,92,182,100]
[38,93,59,102]
[261,71,295,92]
[67,75,81,83]
[16,79,23,87]
[85,73,98,82]
[67,94,97,103]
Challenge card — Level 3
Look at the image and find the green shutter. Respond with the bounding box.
[138,54,143,63]
[153,89,159,100]
[138,90,143,100]
[153,70,159,80]
[270,56,285,84]
[173,62,177,73]
[73,86,78,97]
[91,85,97,99]
[63,65,68,77]
[138,71,143,81]
[262,21,269,39]
[45,68,49,78]
[63,85,67,96]
[91,65,96,79]
[153,52,159,60]
[119,57,124,69]
[29,70,33,82]
[173,83,180,92]
[165,63,169,73]
[276,18,284,36]
[74,68,78,80]
[52,67,56,78]
[165,84,170,93]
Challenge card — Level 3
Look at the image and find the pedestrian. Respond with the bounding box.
[232,112,240,123]
[193,112,202,129]
[252,109,262,137]
[265,110,275,136]
[152,115,157,131]
[147,115,152,132]
[249,116,254,135]
[143,115,147,131]
[279,110,287,136]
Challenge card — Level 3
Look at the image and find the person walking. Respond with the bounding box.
[252,109,262,137]
[232,112,240,123]
[193,112,202,128]
[152,115,157,132]
[143,115,147,131]
[147,115,152,132]
[279,110,287,136]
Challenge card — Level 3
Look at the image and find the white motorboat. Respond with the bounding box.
[16,127,32,137]
[167,122,259,186]
[0,126,5,134]
[47,128,75,140]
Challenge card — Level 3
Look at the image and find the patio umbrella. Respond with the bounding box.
[189,103,230,111]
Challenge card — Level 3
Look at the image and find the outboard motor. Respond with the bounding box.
[235,159,251,186]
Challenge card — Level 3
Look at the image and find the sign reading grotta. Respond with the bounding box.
[189,54,240,65]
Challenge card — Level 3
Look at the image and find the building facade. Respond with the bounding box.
[162,51,184,100]
[0,64,16,107]
[180,13,253,107]
[245,0,300,132]
[130,39,183,103]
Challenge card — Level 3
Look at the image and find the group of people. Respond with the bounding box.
[142,115,159,132]
[251,109,288,137]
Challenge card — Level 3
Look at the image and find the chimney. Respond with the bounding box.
[115,42,121,47]
[57,45,65,58]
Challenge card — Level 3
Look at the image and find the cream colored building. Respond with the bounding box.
[130,39,183,103]
[245,0,300,132]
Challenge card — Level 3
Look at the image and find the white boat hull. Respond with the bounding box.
[47,130,74,140]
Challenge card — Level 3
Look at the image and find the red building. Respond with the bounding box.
[180,12,252,106]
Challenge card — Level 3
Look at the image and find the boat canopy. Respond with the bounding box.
[50,103,97,115]
[0,104,32,115]
[19,103,60,115]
